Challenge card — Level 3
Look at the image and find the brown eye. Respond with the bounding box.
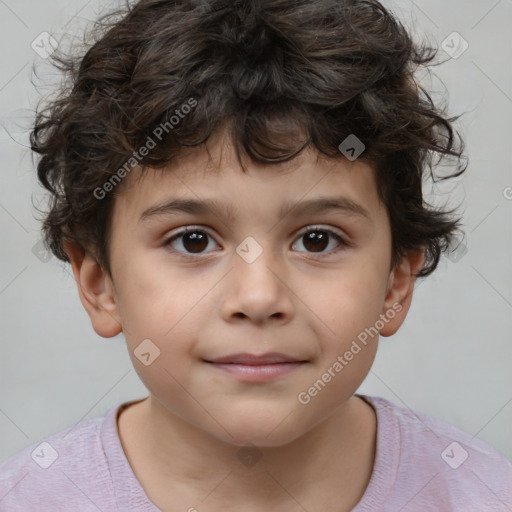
[302,231,329,252]
[164,228,219,257]
[181,232,208,253]
[292,227,346,256]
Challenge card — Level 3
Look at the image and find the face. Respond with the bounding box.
[69,130,419,447]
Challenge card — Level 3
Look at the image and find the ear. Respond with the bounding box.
[379,248,425,337]
[63,239,122,338]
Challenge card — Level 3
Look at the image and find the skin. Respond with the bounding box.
[64,128,424,512]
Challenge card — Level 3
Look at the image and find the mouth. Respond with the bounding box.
[204,352,307,365]
[203,352,308,381]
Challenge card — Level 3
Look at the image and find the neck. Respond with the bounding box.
[117,394,376,512]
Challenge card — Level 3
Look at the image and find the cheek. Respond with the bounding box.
[313,260,388,333]
[302,258,389,385]
[114,255,205,339]
[116,264,219,395]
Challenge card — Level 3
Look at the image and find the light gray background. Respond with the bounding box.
[1,0,511,466]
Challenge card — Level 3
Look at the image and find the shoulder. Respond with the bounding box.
[361,394,512,511]
[0,406,119,511]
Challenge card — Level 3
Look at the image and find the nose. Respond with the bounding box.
[220,242,294,325]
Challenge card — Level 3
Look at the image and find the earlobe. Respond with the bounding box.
[379,249,425,337]
[63,239,122,338]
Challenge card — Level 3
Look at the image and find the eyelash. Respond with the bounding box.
[163,225,348,260]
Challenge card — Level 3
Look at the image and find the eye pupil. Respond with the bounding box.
[183,232,208,253]
[303,231,328,252]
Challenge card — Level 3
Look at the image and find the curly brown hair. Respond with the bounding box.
[31,0,467,279]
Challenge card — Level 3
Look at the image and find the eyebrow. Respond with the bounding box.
[138,196,371,223]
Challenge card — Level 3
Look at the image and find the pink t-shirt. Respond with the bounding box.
[1,394,511,511]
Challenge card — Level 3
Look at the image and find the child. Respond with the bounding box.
[1,0,511,510]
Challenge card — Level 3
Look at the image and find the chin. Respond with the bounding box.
[221,431,303,449]
[211,415,308,448]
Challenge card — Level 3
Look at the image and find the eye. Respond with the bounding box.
[163,225,348,260]
[164,227,220,258]
[291,226,347,257]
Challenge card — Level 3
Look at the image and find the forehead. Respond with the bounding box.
[112,136,384,228]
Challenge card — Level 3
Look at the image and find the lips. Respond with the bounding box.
[204,352,307,381]
[204,352,306,365]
